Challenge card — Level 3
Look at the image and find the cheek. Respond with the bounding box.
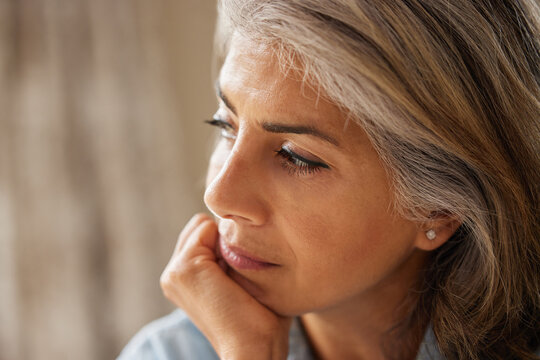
[288,210,379,273]
[283,179,392,265]
[279,183,417,307]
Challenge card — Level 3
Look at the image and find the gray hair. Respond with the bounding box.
[215,1,540,359]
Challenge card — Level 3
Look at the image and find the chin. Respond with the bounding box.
[257,297,306,317]
[229,270,309,316]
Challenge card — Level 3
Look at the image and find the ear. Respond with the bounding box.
[414,213,462,251]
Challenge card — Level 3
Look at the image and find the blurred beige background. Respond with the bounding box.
[0,1,217,359]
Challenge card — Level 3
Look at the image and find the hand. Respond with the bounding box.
[160,214,292,360]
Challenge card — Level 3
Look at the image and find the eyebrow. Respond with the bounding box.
[216,81,238,115]
[262,123,339,147]
[215,81,340,147]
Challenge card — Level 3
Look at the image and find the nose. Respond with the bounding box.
[204,137,269,226]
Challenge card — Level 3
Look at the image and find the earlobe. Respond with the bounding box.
[425,229,437,240]
[414,215,461,251]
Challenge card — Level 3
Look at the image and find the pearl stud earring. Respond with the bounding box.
[426,229,436,240]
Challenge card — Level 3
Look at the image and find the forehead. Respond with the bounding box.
[219,34,344,126]
[218,33,375,155]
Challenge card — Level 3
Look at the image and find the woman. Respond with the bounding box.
[118,0,539,359]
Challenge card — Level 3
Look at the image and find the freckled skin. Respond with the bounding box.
[204,33,426,318]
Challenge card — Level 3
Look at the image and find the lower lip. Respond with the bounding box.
[219,240,276,270]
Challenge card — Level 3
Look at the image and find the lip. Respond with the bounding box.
[219,238,278,270]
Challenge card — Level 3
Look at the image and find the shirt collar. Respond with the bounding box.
[286,319,444,360]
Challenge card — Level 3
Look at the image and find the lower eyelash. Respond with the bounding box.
[275,148,323,176]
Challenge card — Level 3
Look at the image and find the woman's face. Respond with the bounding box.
[204,34,423,316]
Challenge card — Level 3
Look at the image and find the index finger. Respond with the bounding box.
[173,213,213,255]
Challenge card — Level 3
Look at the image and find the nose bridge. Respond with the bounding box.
[204,133,268,225]
[212,141,250,194]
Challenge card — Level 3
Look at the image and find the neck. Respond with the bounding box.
[300,249,429,360]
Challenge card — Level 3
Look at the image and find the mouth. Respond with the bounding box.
[219,237,279,271]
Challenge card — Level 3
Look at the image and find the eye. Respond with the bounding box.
[275,145,330,176]
[205,118,236,140]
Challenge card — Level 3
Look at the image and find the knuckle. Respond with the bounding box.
[159,272,174,294]
[160,270,184,301]
[160,262,192,289]
[159,270,172,288]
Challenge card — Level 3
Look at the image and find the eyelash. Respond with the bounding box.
[205,119,236,140]
[205,118,329,177]
[275,147,327,176]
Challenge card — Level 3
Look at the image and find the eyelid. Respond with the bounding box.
[204,118,237,140]
[281,144,330,169]
[205,117,331,172]
[205,118,234,129]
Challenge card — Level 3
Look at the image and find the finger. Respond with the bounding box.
[161,220,223,306]
[173,213,212,255]
[160,218,292,357]
[180,219,219,261]
[163,219,220,288]
[166,219,275,316]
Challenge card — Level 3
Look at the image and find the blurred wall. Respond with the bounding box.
[0,1,217,359]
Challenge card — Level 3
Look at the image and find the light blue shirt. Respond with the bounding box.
[117,309,445,359]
